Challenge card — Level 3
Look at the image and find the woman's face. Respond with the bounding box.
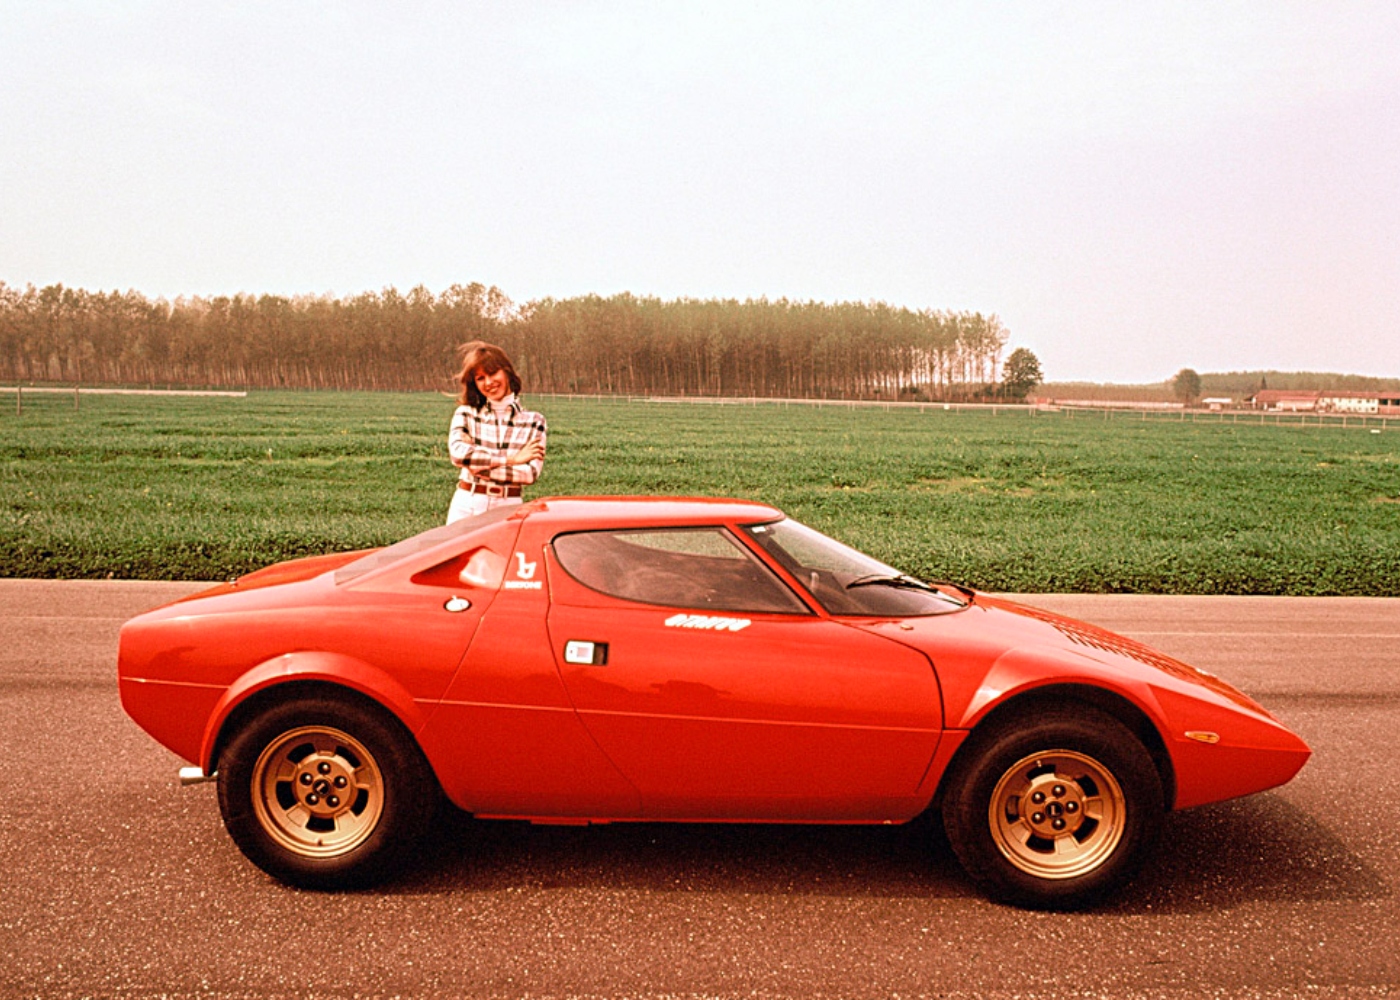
[474,365,511,403]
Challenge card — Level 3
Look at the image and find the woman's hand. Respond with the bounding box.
[506,440,545,466]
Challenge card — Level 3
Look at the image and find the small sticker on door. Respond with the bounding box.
[663,613,751,632]
[504,551,543,589]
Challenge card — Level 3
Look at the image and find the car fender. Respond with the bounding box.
[953,644,1168,735]
[198,650,425,772]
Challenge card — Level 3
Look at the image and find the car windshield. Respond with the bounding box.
[743,518,968,616]
[334,505,517,584]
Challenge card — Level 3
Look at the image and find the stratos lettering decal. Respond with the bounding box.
[664,613,751,632]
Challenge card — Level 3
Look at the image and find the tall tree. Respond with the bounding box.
[1173,368,1202,404]
[1000,347,1043,401]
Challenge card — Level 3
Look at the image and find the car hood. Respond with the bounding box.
[977,595,1269,712]
[857,592,1274,727]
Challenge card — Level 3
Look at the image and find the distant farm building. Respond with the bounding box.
[1251,389,1400,414]
[1252,390,1320,411]
[1322,391,1400,415]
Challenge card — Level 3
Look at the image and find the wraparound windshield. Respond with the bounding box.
[743,518,967,616]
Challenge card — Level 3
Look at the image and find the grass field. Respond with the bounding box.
[3,390,1398,594]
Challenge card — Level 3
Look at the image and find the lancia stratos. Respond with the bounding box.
[117,497,1310,908]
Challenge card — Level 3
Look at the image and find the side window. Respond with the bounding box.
[552,528,809,614]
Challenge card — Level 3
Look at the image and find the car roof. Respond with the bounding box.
[516,495,784,530]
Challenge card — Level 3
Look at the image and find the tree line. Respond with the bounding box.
[1043,369,1400,404]
[0,282,1015,399]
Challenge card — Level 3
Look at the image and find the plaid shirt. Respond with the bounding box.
[448,396,547,486]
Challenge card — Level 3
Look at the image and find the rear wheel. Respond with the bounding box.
[217,694,436,889]
[941,703,1163,909]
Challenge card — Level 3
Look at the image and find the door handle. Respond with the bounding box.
[564,640,608,665]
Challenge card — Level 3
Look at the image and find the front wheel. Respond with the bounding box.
[217,694,437,889]
[941,704,1164,909]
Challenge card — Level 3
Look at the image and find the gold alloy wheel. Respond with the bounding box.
[988,749,1127,880]
[250,725,385,859]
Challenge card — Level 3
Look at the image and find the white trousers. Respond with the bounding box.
[446,488,522,524]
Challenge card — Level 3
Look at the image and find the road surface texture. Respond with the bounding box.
[1,579,1397,999]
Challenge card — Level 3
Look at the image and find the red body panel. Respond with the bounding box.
[416,566,644,818]
[542,536,942,820]
[117,496,1310,824]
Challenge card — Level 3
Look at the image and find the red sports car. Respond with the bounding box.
[118,497,1310,909]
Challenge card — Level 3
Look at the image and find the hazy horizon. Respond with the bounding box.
[3,2,1397,383]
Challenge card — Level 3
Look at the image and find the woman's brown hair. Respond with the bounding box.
[455,341,523,407]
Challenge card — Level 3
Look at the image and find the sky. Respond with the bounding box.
[2,2,1398,383]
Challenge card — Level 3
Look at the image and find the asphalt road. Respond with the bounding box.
[2,580,1398,999]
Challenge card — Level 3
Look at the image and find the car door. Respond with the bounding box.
[411,516,643,820]
[545,526,943,821]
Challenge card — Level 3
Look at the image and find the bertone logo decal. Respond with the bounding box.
[664,613,751,632]
[503,552,543,589]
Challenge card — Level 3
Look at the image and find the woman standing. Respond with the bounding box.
[446,341,547,523]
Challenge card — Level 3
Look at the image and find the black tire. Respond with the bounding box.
[941,703,1163,910]
[216,693,437,890]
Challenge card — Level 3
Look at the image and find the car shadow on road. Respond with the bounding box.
[389,791,1388,912]
[397,808,976,900]
[1107,792,1390,915]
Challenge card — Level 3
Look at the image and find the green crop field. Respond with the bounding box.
[3,390,1398,594]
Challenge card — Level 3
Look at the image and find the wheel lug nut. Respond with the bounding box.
[318,762,332,775]
[1052,818,1066,831]
[299,773,313,785]
[306,794,320,805]
[327,795,340,808]
[1031,792,1046,804]
[1052,784,1066,798]
[1032,812,1045,824]
[334,776,348,788]
[1066,801,1079,813]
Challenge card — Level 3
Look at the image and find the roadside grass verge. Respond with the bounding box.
[3,391,1398,594]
